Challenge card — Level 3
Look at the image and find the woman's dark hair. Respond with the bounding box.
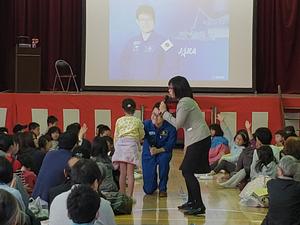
[234,129,249,147]
[46,126,61,140]
[71,159,103,185]
[168,76,193,99]
[67,185,100,224]
[122,98,136,114]
[209,124,224,136]
[38,134,51,149]
[255,145,276,172]
[0,189,23,225]
[91,137,109,159]
[0,157,13,184]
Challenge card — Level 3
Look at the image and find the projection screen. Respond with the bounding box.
[82,0,256,92]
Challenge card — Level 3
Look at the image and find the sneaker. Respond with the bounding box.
[134,171,142,179]
[183,207,206,216]
[159,191,167,198]
[178,202,193,210]
[197,174,214,180]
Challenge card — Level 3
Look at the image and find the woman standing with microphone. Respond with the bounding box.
[159,76,211,216]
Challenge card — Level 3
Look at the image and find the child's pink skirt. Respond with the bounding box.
[112,137,139,169]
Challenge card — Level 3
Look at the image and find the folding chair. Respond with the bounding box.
[52,60,79,92]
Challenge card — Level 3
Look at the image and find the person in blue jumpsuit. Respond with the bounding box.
[142,102,177,197]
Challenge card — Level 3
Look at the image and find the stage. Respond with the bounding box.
[0,92,299,140]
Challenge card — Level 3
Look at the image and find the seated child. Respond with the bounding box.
[67,185,100,225]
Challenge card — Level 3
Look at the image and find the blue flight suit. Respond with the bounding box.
[120,32,165,80]
[142,120,177,194]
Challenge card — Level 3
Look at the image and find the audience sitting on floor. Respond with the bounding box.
[0,114,298,224]
[207,114,250,177]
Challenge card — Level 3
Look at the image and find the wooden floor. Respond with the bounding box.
[116,150,267,225]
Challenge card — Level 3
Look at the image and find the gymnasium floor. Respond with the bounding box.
[116,150,267,225]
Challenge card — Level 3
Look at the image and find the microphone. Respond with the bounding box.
[164,95,178,103]
[164,95,170,103]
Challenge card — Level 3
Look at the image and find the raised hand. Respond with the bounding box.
[216,113,224,122]
[79,123,88,139]
[245,120,251,130]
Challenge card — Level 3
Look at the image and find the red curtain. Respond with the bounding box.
[1,0,300,93]
[13,0,82,91]
[0,0,15,91]
[256,0,300,93]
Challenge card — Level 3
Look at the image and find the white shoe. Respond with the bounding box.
[134,171,142,179]
[197,174,214,180]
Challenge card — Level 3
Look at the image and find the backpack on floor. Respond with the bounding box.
[102,191,133,215]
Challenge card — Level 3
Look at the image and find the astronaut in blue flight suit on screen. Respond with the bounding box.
[142,102,177,197]
[120,5,167,80]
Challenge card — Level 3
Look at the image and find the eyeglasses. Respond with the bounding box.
[151,113,162,118]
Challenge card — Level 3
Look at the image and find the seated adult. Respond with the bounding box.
[32,132,78,202]
[142,102,177,197]
[282,136,300,181]
[48,157,80,207]
[49,159,116,225]
[261,155,300,225]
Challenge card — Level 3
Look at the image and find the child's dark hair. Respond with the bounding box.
[283,126,297,140]
[234,129,249,147]
[38,134,51,149]
[255,127,272,145]
[18,154,35,171]
[72,146,91,159]
[28,122,40,131]
[0,157,13,184]
[209,124,224,136]
[0,127,8,134]
[46,126,61,139]
[96,124,111,136]
[275,129,285,137]
[47,115,58,126]
[67,185,100,224]
[122,98,136,114]
[92,137,109,159]
[255,145,276,172]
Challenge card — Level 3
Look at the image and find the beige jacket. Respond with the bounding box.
[163,97,210,147]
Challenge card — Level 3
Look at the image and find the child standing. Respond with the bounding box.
[112,98,145,197]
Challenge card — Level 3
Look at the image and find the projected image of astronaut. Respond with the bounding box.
[120,5,174,80]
